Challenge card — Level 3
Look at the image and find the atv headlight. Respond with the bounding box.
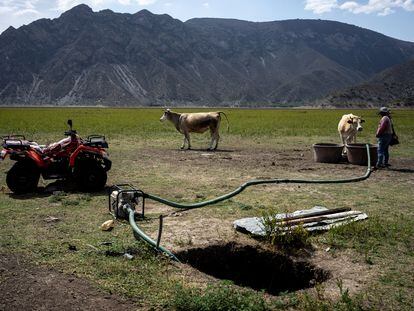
[0,149,6,160]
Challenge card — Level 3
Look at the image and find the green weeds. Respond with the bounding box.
[48,192,90,206]
[171,282,271,311]
[261,209,310,249]
[322,214,413,256]
[300,280,368,311]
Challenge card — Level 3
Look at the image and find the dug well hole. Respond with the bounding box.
[176,242,330,295]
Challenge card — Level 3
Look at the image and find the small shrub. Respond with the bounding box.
[261,210,310,249]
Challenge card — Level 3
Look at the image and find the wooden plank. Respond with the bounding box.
[275,207,351,222]
[279,211,362,226]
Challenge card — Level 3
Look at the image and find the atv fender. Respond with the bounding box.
[69,145,110,170]
[8,149,46,169]
[27,150,47,168]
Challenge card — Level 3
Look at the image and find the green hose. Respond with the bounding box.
[126,204,179,261]
[146,144,372,209]
[127,144,372,261]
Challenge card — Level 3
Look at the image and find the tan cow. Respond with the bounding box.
[338,113,365,145]
[160,109,229,150]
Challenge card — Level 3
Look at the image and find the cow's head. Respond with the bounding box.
[347,115,365,132]
[160,109,171,122]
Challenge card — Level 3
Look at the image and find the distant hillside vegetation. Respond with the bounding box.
[1,4,414,106]
[322,59,414,107]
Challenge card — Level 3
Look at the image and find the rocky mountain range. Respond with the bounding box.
[1,4,414,106]
[322,59,414,107]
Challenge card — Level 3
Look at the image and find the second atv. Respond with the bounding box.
[1,120,111,194]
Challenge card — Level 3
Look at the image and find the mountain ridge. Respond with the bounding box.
[1,4,413,107]
[321,59,414,107]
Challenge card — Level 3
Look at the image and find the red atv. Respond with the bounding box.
[1,120,111,194]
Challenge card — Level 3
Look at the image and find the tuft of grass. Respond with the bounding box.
[48,192,83,206]
[171,282,271,311]
[48,191,67,203]
[233,200,253,210]
[62,199,80,206]
[299,279,368,311]
[173,235,194,247]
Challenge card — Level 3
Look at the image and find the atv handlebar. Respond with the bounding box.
[64,130,78,137]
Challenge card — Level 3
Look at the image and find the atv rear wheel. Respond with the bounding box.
[74,160,107,192]
[6,161,40,194]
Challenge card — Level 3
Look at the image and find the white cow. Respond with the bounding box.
[338,113,365,145]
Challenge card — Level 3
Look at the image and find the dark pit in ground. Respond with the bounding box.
[176,242,330,295]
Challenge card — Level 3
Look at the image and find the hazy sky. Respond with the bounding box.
[0,0,413,42]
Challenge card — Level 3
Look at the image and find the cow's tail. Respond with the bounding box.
[218,112,230,133]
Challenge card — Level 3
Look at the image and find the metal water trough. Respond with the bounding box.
[346,143,378,165]
[313,143,344,163]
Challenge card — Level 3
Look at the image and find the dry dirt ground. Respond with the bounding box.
[0,253,138,311]
[1,144,413,309]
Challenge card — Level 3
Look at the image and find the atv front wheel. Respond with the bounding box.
[6,161,40,194]
[74,160,107,192]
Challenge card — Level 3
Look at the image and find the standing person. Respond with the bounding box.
[376,107,393,168]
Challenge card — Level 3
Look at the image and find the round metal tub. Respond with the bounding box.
[312,143,344,163]
[346,143,378,166]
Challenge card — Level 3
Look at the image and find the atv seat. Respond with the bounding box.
[2,139,31,150]
[42,136,73,155]
[84,135,108,148]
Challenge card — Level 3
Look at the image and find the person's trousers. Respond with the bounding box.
[377,133,392,166]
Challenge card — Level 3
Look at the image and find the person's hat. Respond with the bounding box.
[379,107,390,114]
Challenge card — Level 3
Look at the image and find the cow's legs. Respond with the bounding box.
[339,133,345,145]
[208,128,219,150]
[214,121,221,150]
[184,132,191,150]
[340,133,347,154]
[214,133,220,150]
[212,131,220,150]
[209,121,220,151]
[208,129,215,150]
[181,135,186,149]
[346,135,354,145]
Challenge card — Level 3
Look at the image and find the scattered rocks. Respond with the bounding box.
[123,253,134,260]
[100,220,115,231]
[44,216,60,223]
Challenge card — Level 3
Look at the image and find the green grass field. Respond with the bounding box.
[0,107,412,136]
[0,108,413,310]
[1,107,413,154]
